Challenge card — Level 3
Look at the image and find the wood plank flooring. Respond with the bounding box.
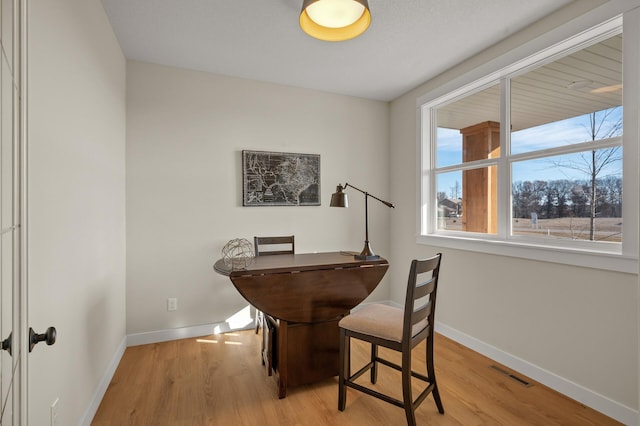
[92,330,621,425]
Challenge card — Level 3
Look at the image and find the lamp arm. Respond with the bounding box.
[343,183,395,209]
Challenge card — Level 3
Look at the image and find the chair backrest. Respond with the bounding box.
[254,236,295,256]
[403,253,442,344]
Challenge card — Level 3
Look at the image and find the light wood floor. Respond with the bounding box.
[92,330,620,425]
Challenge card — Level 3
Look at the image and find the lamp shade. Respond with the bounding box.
[300,0,371,42]
[330,185,348,207]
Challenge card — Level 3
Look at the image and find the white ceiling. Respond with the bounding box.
[100,0,576,102]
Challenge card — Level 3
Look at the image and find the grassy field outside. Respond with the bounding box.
[440,217,622,242]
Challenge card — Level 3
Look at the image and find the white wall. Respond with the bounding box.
[25,0,637,424]
[126,61,391,335]
[28,0,126,425]
[389,0,637,422]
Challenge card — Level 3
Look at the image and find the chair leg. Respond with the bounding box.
[370,343,378,384]
[266,323,273,376]
[427,336,444,414]
[432,382,444,414]
[401,348,416,426]
[255,310,262,334]
[338,329,350,411]
[261,324,266,366]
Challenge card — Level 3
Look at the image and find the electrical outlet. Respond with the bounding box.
[167,298,178,311]
[50,398,59,426]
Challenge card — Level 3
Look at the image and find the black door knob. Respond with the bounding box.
[29,327,56,352]
[1,332,11,356]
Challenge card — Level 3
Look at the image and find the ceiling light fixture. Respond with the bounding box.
[300,0,371,42]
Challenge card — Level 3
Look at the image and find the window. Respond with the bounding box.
[418,15,638,273]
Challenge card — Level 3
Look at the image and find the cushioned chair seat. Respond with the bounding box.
[339,304,428,343]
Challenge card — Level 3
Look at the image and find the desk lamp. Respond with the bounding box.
[330,183,394,260]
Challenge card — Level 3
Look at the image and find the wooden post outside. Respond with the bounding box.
[460,121,500,233]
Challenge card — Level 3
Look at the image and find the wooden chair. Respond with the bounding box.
[254,235,295,257]
[253,235,295,375]
[338,253,444,425]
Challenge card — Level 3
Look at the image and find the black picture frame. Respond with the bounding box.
[242,150,321,206]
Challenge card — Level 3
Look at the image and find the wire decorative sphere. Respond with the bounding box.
[222,238,255,270]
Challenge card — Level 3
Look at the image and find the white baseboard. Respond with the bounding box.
[82,309,637,426]
[126,321,255,347]
[79,335,127,426]
[435,321,638,426]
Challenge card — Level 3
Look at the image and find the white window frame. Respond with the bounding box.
[416,9,639,274]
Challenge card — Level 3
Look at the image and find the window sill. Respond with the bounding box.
[417,234,637,274]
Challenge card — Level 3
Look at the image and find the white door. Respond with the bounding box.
[0,0,22,423]
[1,2,57,424]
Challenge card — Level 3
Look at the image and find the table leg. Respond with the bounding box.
[277,320,288,399]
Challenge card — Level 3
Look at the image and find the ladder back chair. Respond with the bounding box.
[338,253,444,426]
[254,235,295,256]
[253,235,295,375]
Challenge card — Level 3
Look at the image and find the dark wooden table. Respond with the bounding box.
[214,252,389,398]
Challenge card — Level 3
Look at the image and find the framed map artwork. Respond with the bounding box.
[242,150,321,206]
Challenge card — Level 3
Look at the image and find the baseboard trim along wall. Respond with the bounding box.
[435,322,638,426]
[126,321,255,347]
[84,309,637,426]
[127,321,255,347]
[80,336,127,426]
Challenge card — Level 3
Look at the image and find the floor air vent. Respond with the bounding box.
[489,365,533,387]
